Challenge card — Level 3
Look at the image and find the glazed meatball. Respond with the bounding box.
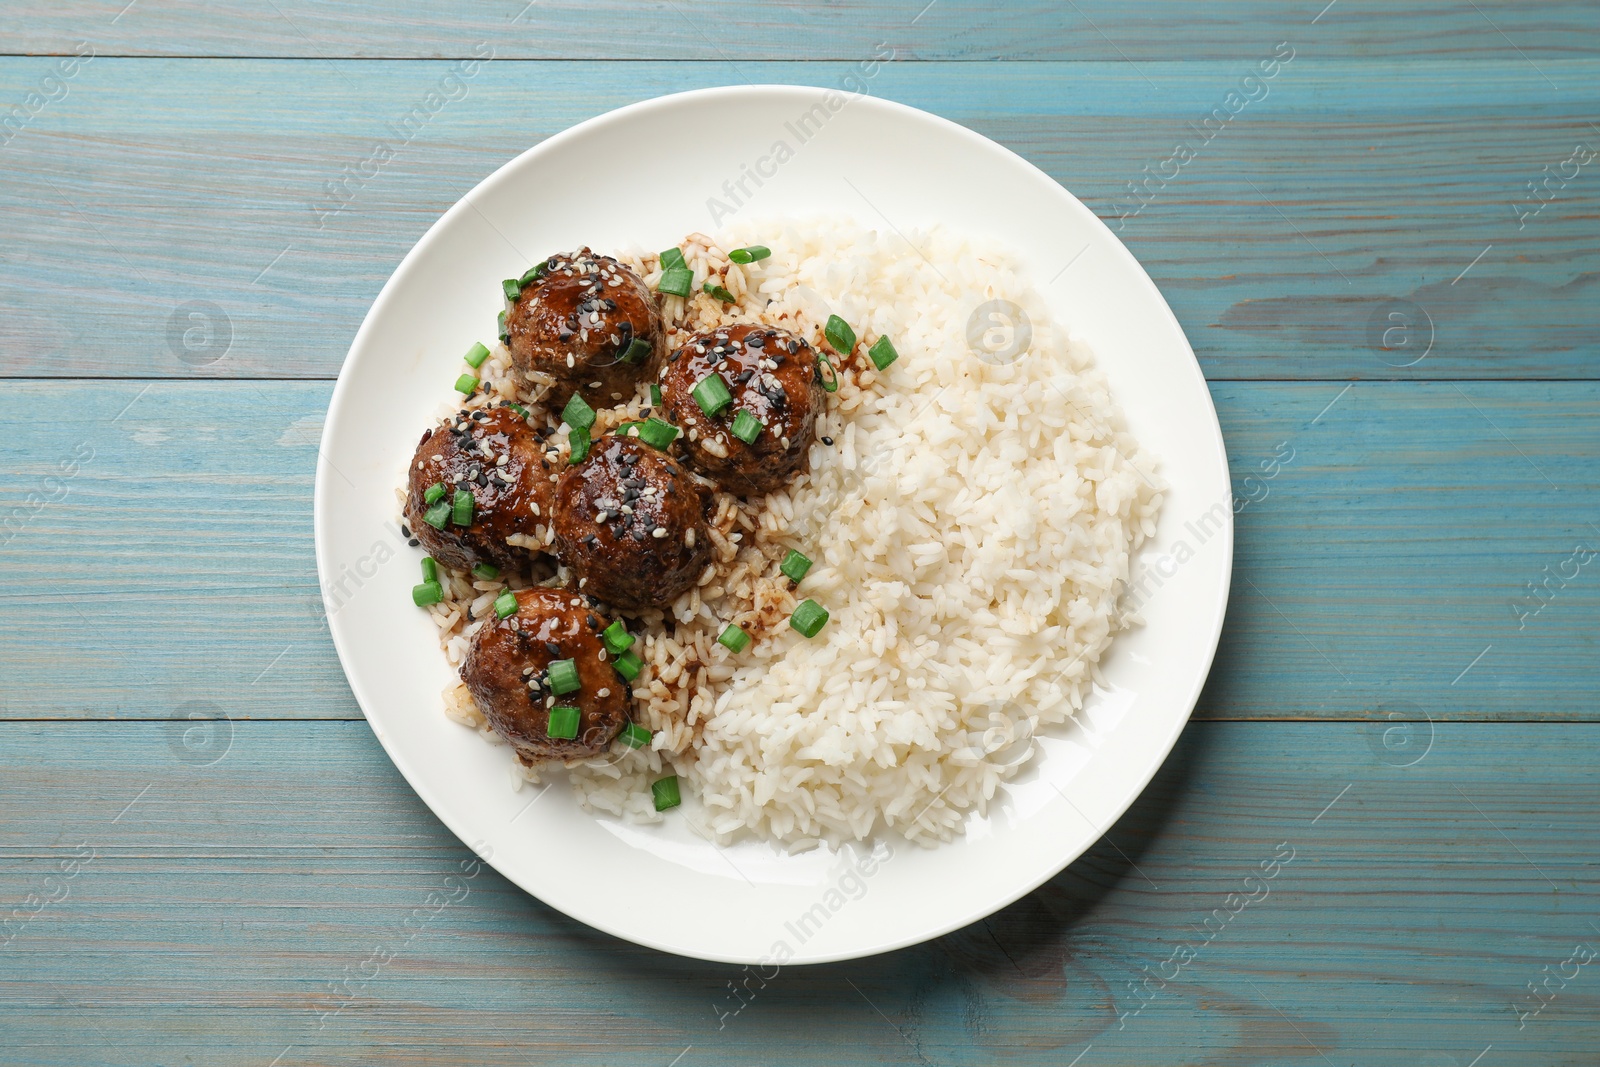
[658,324,826,496]
[404,404,559,572]
[505,248,661,403]
[552,435,712,612]
[461,587,632,763]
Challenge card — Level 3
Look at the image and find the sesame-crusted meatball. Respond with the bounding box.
[505,248,661,403]
[403,404,559,572]
[657,324,826,496]
[461,587,631,763]
[551,435,712,612]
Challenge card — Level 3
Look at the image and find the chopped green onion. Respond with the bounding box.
[421,557,438,583]
[423,482,446,505]
[613,649,643,681]
[412,580,443,606]
[463,342,491,368]
[730,409,763,444]
[703,281,736,303]
[562,393,595,430]
[602,620,634,656]
[728,245,771,264]
[502,278,522,301]
[497,310,509,344]
[620,337,652,364]
[568,425,592,464]
[423,500,452,530]
[659,247,687,271]
[614,422,642,437]
[638,418,678,450]
[620,722,651,749]
[546,705,579,740]
[817,351,839,393]
[451,488,474,526]
[790,599,829,638]
[650,383,662,406]
[779,550,812,583]
[547,658,580,695]
[454,373,479,395]
[471,563,500,580]
[493,590,518,618]
[508,402,529,418]
[717,623,751,653]
[868,335,899,371]
[652,775,682,811]
[656,267,694,298]
[520,261,548,286]
[825,314,856,355]
[691,372,734,417]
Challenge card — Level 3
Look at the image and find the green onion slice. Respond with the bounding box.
[790,599,829,638]
[562,393,595,430]
[652,775,682,811]
[497,310,509,344]
[423,482,446,505]
[412,581,443,607]
[691,372,734,417]
[508,402,529,418]
[613,649,643,682]
[824,314,856,355]
[817,351,839,393]
[614,422,642,437]
[568,425,592,465]
[730,409,763,444]
[620,722,651,749]
[421,557,438,583]
[656,267,694,298]
[868,335,899,371]
[502,278,522,301]
[703,281,736,303]
[602,620,634,656]
[728,246,771,264]
[451,488,474,526]
[454,373,479,395]
[546,705,580,740]
[650,383,662,406]
[464,342,491,369]
[621,337,652,364]
[547,658,581,695]
[779,550,812,583]
[659,247,687,271]
[471,563,499,580]
[520,261,549,286]
[717,623,751,653]
[493,590,518,618]
[423,500,452,530]
[638,418,678,450]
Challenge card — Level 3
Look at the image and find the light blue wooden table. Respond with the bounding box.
[2,3,1597,1064]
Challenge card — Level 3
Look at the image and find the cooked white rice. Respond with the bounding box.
[415,218,1161,848]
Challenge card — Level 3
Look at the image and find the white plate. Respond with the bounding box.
[315,85,1232,964]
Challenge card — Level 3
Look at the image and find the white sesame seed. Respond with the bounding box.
[595,511,608,523]
[597,688,610,698]
[685,529,696,548]
[621,505,633,516]
[567,354,576,368]
[496,454,508,467]
[652,527,667,538]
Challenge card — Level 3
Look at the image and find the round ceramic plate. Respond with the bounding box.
[315,85,1232,964]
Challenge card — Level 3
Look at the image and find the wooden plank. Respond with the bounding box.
[0,720,1595,1064]
[2,380,1596,722]
[0,59,1596,380]
[3,1,1597,60]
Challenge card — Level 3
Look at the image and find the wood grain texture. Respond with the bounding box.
[1,59,1596,379]
[1,380,1595,722]
[1,720,1595,1065]
[3,0,1598,60]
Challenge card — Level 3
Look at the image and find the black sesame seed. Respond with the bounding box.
[821,436,834,446]
[408,538,420,546]
[746,334,765,348]
[586,614,599,630]
[400,524,411,537]
[639,408,652,419]
[545,641,562,657]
